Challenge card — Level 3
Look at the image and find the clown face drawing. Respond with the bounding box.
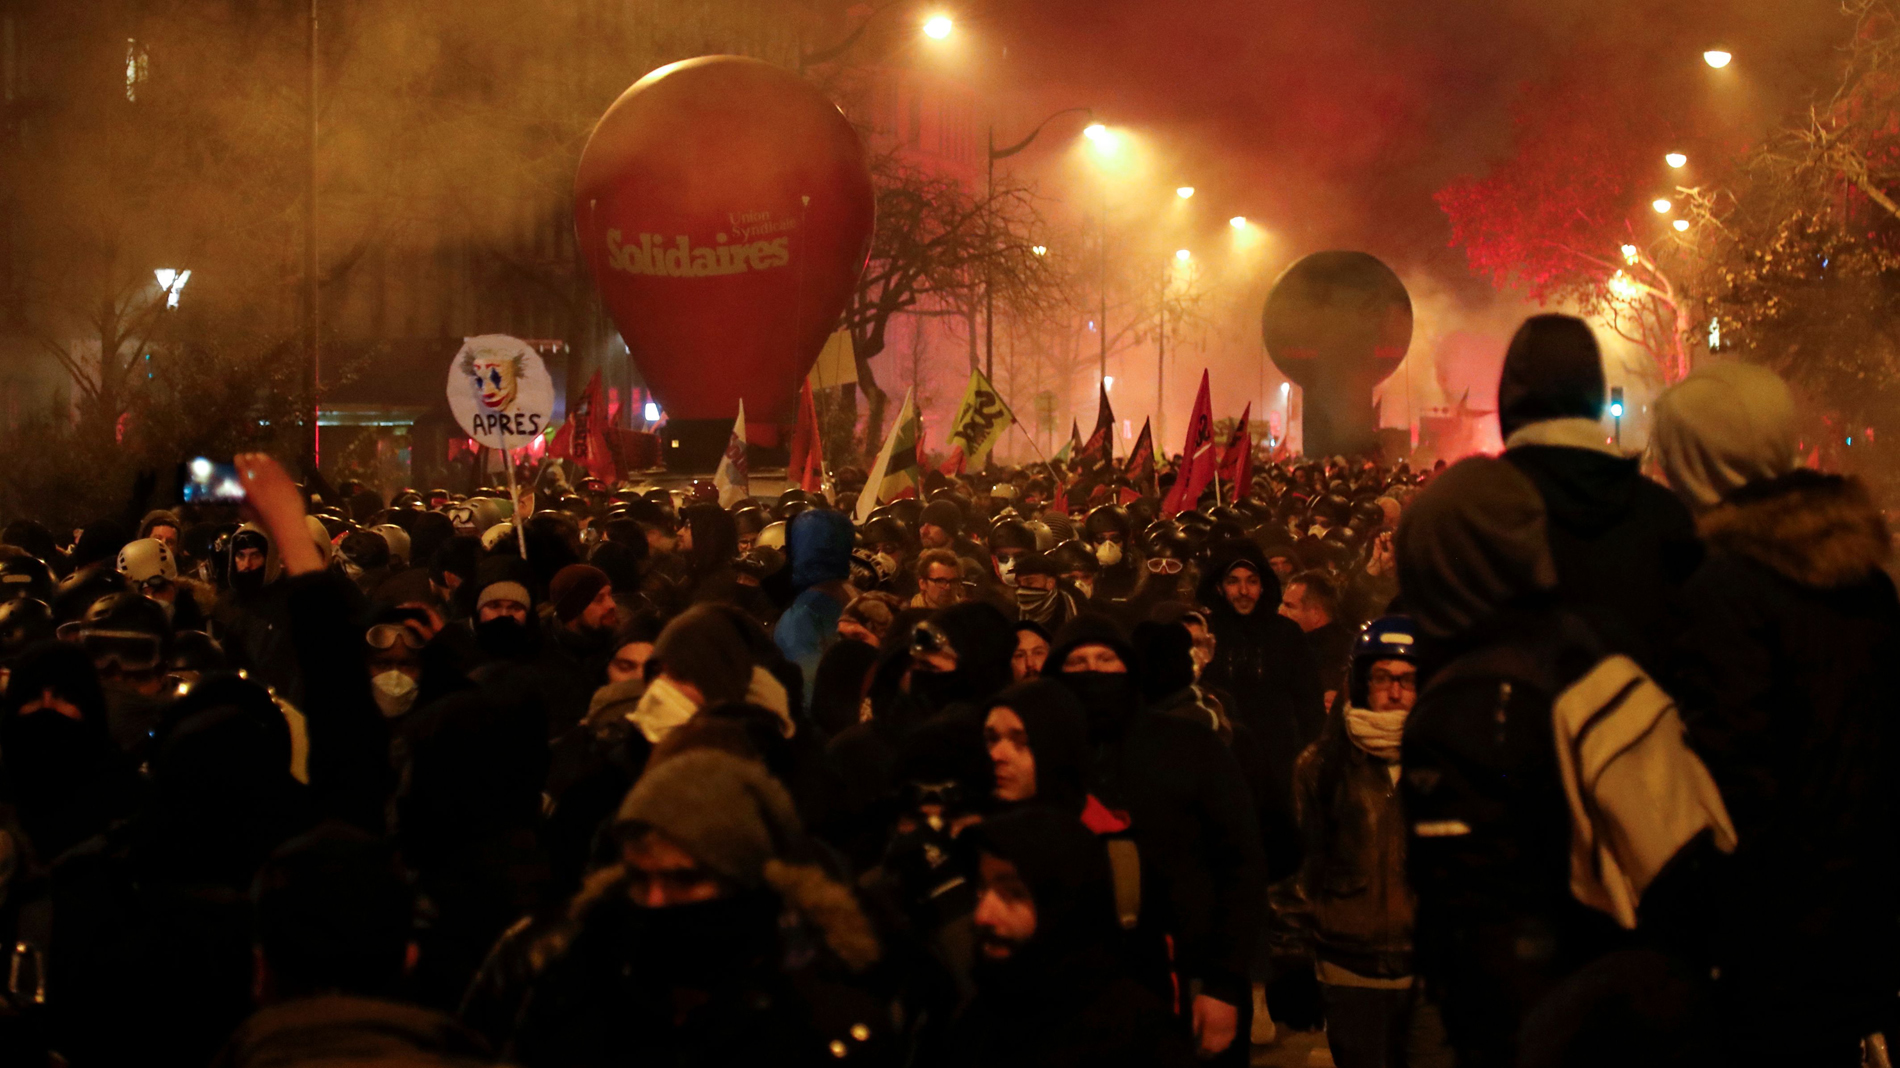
[464,349,524,411]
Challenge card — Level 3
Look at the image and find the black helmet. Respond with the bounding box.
[887,498,924,530]
[0,553,55,603]
[336,529,391,572]
[59,591,171,674]
[1049,540,1100,576]
[987,517,1037,555]
[861,514,912,552]
[732,506,770,538]
[166,629,229,686]
[0,598,53,657]
[1083,503,1133,543]
[774,488,811,521]
[53,566,130,626]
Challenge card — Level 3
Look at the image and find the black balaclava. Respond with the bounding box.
[0,641,117,860]
[910,602,1018,713]
[965,806,1116,998]
[1042,614,1142,739]
[987,679,1090,815]
[1131,620,1196,704]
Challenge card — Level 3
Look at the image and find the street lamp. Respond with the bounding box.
[1175,248,1191,262]
[983,106,1093,379]
[1673,219,1691,232]
[1651,198,1673,214]
[1175,186,1194,199]
[1230,216,1247,229]
[1665,152,1688,168]
[1031,244,1047,256]
[923,14,953,39]
[154,268,191,309]
[1620,244,1640,265]
[1703,49,1732,69]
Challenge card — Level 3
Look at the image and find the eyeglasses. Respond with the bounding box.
[1367,670,1417,692]
[1146,558,1183,575]
[78,630,163,673]
[366,623,425,651]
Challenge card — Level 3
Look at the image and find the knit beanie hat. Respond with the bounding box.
[473,556,535,611]
[549,564,611,623]
[1497,314,1607,439]
[650,604,755,705]
[1651,362,1798,512]
[613,749,880,970]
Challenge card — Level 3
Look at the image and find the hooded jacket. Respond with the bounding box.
[1193,538,1324,871]
[776,509,856,703]
[1495,317,1700,671]
[1043,615,1264,1014]
[938,807,1193,1068]
[1670,469,1900,1062]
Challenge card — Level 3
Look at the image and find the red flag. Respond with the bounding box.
[939,446,965,476]
[1217,403,1253,502]
[1161,371,1216,516]
[788,378,824,493]
[550,371,617,483]
[1123,418,1157,497]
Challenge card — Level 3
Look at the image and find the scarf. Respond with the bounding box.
[1345,704,1407,763]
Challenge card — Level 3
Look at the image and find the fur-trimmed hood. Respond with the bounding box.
[1699,470,1892,590]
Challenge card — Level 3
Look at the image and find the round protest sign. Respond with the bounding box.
[448,335,556,449]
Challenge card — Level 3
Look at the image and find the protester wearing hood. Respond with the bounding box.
[1496,314,1700,673]
[775,508,857,707]
[808,592,902,740]
[936,807,1193,1068]
[49,674,318,1067]
[984,679,1090,816]
[1010,620,1051,681]
[0,641,137,866]
[465,749,893,1066]
[679,501,743,606]
[1195,538,1324,877]
[213,823,495,1068]
[1044,614,1265,1064]
[1010,551,1085,631]
[1395,455,1628,1067]
[214,522,303,699]
[823,602,1015,871]
[1656,364,1900,1066]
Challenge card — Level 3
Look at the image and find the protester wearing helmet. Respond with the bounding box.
[1082,504,1143,604]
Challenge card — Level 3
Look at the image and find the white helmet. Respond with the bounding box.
[480,522,516,553]
[372,524,412,567]
[757,520,787,550]
[117,537,177,586]
[304,515,336,565]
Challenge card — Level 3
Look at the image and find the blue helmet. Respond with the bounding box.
[1350,615,1418,707]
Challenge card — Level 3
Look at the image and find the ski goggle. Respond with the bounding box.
[909,621,958,661]
[1146,558,1184,575]
[366,623,426,651]
[75,630,163,673]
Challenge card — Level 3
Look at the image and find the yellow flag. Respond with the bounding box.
[945,369,1013,468]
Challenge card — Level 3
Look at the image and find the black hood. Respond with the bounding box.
[1506,446,1645,540]
[1497,313,1605,439]
[1195,537,1282,628]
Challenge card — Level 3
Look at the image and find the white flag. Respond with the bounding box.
[855,388,914,524]
[714,399,749,508]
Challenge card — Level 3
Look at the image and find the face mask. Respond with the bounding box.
[626,892,781,988]
[371,670,419,718]
[1015,585,1058,623]
[994,556,1019,587]
[874,551,900,582]
[1345,704,1408,762]
[230,567,266,596]
[1058,671,1139,731]
[1072,578,1095,601]
[908,669,974,714]
[631,675,700,743]
[1094,541,1122,567]
[475,617,529,657]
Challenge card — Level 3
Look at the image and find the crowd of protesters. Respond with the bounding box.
[0,311,1891,1068]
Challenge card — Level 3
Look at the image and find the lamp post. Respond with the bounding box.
[984,107,1092,380]
[305,0,320,471]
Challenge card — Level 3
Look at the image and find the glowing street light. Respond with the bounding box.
[1652,198,1673,214]
[1103,375,1115,391]
[1175,248,1191,262]
[1082,123,1118,157]
[1608,270,1642,300]
[1230,216,1247,229]
[1703,49,1732,69]
[154,268,191,309]
[1031,244,1048,256]
[1665,152,1688,168]
[923,14,953,39]
[1620,244,1640,265]
[1083,123,1107,141]
[1673,219,1691,232]
[1175,186,1195,199]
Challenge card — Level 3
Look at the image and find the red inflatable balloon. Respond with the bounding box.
[574,56,874,455]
